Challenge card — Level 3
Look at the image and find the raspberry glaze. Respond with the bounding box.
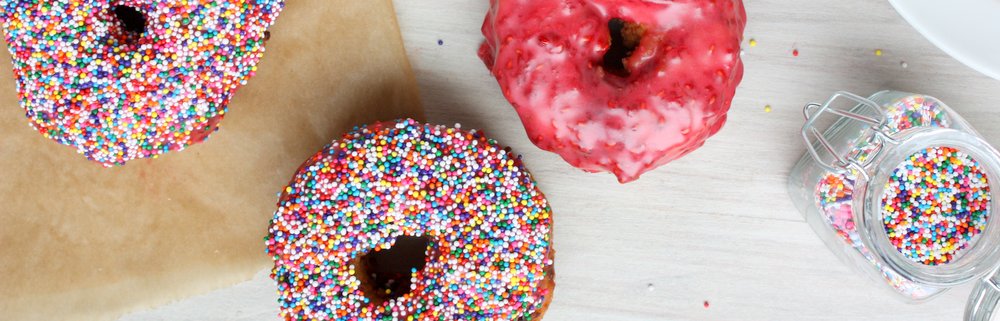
[480,0,746,182]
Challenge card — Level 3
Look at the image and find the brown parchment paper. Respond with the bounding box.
[0,0,423,319]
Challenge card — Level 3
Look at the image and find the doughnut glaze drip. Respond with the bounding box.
[265,119,555,320]
[0,0,284,165]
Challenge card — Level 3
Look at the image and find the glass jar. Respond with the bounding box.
[788,91,1000,318]
[967,274,1000,320]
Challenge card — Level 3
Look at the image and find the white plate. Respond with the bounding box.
[889,0,1000,80]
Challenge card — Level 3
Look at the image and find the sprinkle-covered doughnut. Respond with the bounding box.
[0,0,284,165]
[265,119,556,320]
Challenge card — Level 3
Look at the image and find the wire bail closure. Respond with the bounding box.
[801,91,899,180]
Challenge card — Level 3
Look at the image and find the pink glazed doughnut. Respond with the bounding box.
[480,0,746,182]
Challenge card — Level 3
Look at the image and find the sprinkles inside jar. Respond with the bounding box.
[880,146,991,265]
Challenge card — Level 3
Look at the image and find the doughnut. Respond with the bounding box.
[265,119,556,320]
[479,0,746,183]
[0,0,284,165]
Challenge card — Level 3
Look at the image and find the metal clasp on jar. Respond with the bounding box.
[801,91,900,180]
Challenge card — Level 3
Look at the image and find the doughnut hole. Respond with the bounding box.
[355,235,431,305]
[112,5,146,44]
[602,18,646,78]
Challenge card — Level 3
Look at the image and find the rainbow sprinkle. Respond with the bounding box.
[884,96,949,133]
[265,119,554,320]
[0,0,284,165]
[812,95,956,298]
[816,173,855,238]
[881,146,991,265]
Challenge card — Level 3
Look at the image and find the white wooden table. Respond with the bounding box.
[121,0,1000,320]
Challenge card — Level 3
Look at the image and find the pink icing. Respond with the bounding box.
[480,0,746,182]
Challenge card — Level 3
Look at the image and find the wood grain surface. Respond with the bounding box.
[123,0,1000,320]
